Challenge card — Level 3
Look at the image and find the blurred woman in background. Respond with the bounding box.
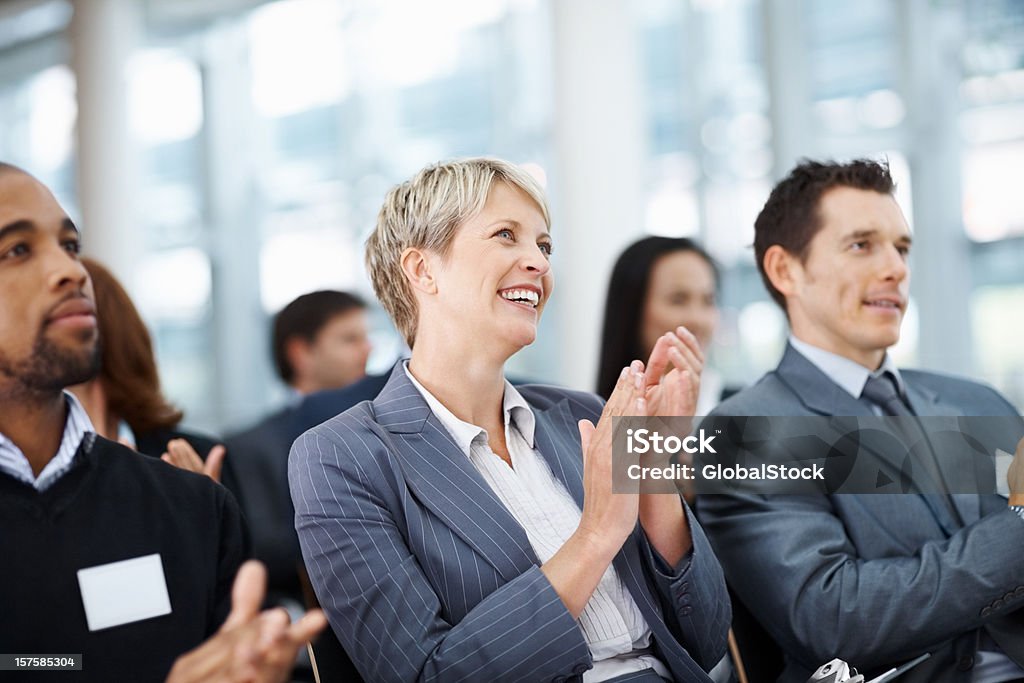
[68,257,225,481]
[597,236,737,415]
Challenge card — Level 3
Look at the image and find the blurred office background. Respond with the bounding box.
[1,0,1022,433]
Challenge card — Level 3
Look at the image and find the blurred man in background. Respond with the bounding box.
[225,290,371,610]
[272,290,372,396]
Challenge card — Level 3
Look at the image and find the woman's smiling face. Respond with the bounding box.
[423,181,553,356]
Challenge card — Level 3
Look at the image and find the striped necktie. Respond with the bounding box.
[862,372,960,521]
[861,372,914,417]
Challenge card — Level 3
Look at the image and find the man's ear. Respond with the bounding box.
[763,245,801,300]
[285,336,313,383]
[400,247,438,295]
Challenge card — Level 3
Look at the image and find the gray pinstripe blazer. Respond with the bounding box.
[289,365,730,682]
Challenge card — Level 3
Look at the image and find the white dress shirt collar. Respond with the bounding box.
[789,336,906,399]
[403,361,536,455]
[0,391,96,491]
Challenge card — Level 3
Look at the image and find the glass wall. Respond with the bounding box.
[2,0,1021,431]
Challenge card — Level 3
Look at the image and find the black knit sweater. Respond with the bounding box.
[0,435,247,682]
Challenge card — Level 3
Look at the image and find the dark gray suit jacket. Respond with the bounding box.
[225,407,302,604]
[698,344,1024,683]
[226,373,390,605]
[289,365,731,682]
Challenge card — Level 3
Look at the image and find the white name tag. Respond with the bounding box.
[77,554,172,631]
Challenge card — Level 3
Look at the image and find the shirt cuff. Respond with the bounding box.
[1009,504,1024,522]
[642,528,694,579]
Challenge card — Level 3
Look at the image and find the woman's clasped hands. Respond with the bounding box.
[576,326,703,550]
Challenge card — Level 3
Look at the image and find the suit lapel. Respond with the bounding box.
[905,382,980,526]
[613,528,665,618]
[777,344,874,418]
[532,399,586,507]
[372,366,537,583]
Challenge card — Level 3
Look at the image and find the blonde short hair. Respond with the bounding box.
[366,157,550,347]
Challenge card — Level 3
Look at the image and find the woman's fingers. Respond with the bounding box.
[162,439,224,483]
[643,335,673,387]
[664,327,703,376]
[204,445,226,483]
[644,327,703,392]
[577,419,596,457]
[165,439,204,474]
[674,325,705,365]
[634,394,647,417]
[599,365,639,428]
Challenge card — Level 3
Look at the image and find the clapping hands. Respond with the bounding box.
[640,326,704,420]
[166,561,328,683]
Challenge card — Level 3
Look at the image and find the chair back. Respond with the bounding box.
[307,629,364,683]
[729,585,785,683]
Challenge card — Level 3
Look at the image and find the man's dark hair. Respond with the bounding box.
[754,158,895,310]
[272,290,366,384]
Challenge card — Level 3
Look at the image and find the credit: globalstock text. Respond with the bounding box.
[625,462,825,481]
[623,428,824,482]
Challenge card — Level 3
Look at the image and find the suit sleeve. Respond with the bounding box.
[636,500,731,671]
[288,422,592,683]
[698,491,1024,671]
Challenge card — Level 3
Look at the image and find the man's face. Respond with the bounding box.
[784,186,911,369]
[0,171,99,396]
[306,309,372,392]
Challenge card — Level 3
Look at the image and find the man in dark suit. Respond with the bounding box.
[225,290,373,607]
[697,159,1024,683]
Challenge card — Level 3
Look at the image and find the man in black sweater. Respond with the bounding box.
[0,162,325,682]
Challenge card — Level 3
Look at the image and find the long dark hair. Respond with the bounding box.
[595,236,719,399]
[82,258,184,434]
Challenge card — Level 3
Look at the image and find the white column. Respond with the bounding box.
[69,0,141,285]
[763,0,813,180]
[201,20,269,429]
[549,0,646,392]
[899,0,972,372]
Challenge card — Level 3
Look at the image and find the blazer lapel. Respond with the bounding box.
[532,399,586,507]
[905,382,981,526]
[372,366,537,583]
[777,344,874,418]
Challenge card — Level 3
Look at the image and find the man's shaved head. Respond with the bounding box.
[0,162,28,176]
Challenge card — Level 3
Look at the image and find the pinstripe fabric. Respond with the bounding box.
[0,391,94,490]
[289,365,731,682]
[403,366,667,681]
